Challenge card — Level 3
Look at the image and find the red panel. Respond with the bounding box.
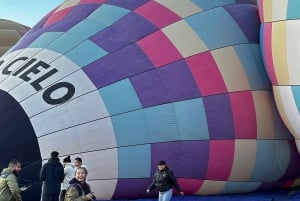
[230,91,257,139]
[137,30,183,68]
[206,140,235,180]
[177,178,203,194]
[186,52,227,96]
[44,7,73,27]
[134,1,181,28]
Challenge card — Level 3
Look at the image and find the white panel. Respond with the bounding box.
[30,90,109,136]
[162,20,208,57]
[155,0,202,18]
[286,20,300,84]
[272,0,288,21]
[89,180,117,200]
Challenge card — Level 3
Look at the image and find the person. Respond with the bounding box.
[64,167,96,201]
[40,151,65,201]
[74,157,88,180]
[0,159,22,201]
[60,156,75,201]
[146,160,184,201]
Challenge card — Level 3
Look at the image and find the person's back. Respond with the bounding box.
[40,151,64,201]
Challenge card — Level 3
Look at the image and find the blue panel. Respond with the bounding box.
[287,0,300,19]
[28,32,64,48]
[234,44,271,90]
[221,181,261,194]
[112,110,149,147]
[185,7,248,50]
[87,4,130,25]
[65,40,107,68]
[249,140,290,182]
[144,103,180,143]
[174,98,209,140]
[292,86,300,113]
[118,144,151,178]
[99,79,142,115]
[192,0,235,10]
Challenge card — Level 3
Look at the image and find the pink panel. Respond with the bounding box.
[186,52,227,96]
[134,1,181,28]
[257,0,264,23]
[80,0,106,4]
[177,178,203,194]
[230,91,257,139]
[206,140,234,180]
[44,7,73,27]
[137,30,183,68]
[263,23,278,85]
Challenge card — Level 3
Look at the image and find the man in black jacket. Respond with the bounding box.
[40,151,64,201]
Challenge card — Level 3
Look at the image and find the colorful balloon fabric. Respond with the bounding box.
[259,1,300,154]
[0,1,300,200]
[0,19,29,56]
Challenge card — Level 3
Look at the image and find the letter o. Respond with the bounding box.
[42,82,75,105]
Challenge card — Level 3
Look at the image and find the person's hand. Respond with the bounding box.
[146,189,150,193]
[179,192,184,196]
[86,193,94,200]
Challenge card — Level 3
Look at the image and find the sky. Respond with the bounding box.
[0,0,65,27]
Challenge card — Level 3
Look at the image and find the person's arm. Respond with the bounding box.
[40,164,46,181]
[6,174,22,201]
[168,170,183,194]
[147,172,157,192]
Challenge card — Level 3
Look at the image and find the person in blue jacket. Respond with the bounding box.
[40,151,64,201]
[147,160,184,201]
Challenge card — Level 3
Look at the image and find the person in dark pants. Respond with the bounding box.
[40,151,64,201]
[147,160,184,201]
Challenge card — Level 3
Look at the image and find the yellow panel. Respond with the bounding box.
[162,20,208,57]
[263,0,273,22]
[155,0,202,18]
[212,46,250,92]
[195,180,225,195]
[272,21,290,85]
[253,91,275,139]
[229,140,256,181]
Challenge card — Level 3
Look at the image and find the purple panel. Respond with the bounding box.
[28,14,51,34]
[203,94,234,139]
[106,0,149,10]
[112,178,152,200]
[83,44,155,88]
[224,4,260,43]
[130,60,200,107]
[151,141,209,179]
[91,12,158,52]
[280,141,300,180]
[258,181,286,191]
[46,19,81,32]
[64,4,100,22]
[236,0,257,5]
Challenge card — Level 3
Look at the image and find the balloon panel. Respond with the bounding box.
[0,1,300,200]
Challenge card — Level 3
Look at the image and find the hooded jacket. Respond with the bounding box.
[62,163,75,190]
[0,168,22,201]
[64,178,95,201]
[40,157,64,194]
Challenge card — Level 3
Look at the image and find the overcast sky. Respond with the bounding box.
[0,0,65,27]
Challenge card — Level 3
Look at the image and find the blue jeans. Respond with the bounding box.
[158,188,173,201]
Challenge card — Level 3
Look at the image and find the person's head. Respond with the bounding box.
[75,167,88,183]
[50,151,59,159]
[74,157,82,168]
[63,155,71,165]
[157,160,167,171]
[8,159,21,175]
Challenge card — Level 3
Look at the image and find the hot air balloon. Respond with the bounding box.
[0,1,300,200]
[259,0,300,154]
[0,19,29,56]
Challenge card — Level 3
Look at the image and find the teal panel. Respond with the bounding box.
[185,7,247,50]
[287,0,300,19]
[174,98,209,140]
[88,4,130,25]
[99,79,142,115]
[191,0,235,10]
[220,181,261,194]
[28,32,64,48]
[234,44,271,90]
[292,86,300,113]
[65,40,107,68]
[249,140,290,182]
[118,144,151,178]
[144,103,180,143]
[111,110,149,147]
